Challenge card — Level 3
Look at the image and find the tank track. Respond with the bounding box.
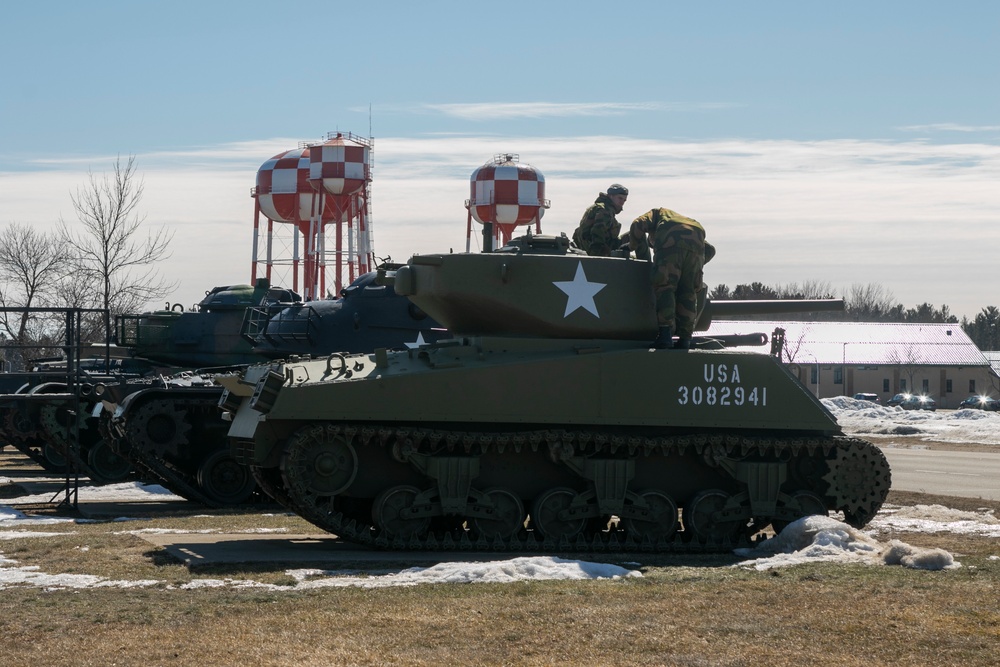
[114,396,230,508]
[37,402,99,480]
[1,406,67,473]
[276,423,891,553]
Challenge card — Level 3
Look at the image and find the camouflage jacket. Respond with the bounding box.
[572,193,622,256]
[624,208,706,261]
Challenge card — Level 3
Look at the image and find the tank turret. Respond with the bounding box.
[247,270,446,359]
[220,233,890,552]
[117,279,300,369]
[392,233,843,342]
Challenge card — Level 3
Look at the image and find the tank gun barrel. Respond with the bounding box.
[706,299,844,317]
[697,298,843,330]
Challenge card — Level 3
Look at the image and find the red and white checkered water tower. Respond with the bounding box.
[251,132,373,300]
[465,154,549,251]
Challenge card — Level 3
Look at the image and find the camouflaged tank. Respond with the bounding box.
[103,271,446,507]
[95,280,305,505]
[220,233,890,551]
[117,279,301,367]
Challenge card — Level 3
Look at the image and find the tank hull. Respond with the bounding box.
[222,338,890,552]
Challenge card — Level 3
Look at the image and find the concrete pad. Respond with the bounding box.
[140,532,526,568]
[76,498,206,518]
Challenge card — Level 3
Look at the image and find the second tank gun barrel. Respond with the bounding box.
[706,299,844,317]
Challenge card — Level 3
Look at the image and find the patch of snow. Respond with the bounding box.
[1,505,75,527]
[869,504,1000,537]
[284,556,642,589]
[2,481,183,506]
[0,530,68,540]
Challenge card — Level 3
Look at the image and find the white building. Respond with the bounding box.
[705,321,999,408]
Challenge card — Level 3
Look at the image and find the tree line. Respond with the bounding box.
[0,156,173,369]
[709,281,1000,350]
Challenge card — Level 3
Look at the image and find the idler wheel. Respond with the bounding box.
[684,489,746,543]
[197,450,257,505]
[622,490,679,542]
[531,487,585,541]
[87,439,133,485]
[42,442,69,473]
[282,425,358,497]
[472,487,525,540]
[770,490,828,534]
[372,485,431,540]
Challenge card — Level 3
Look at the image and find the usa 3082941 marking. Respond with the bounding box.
[676,363,768,407]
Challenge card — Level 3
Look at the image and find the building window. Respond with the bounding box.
[883,379,890,392]
[922,379,929,393]
[834,367,843,384]
[810,367,817,384]
[946,379,953,393]
[900,379,907,391]
[970,379,976,393]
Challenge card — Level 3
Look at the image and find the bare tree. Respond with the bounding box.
[60,155,175,321]
[775,280,837,300]
[0,223,74,367]
[843,283,899,321]
[887,343,922,394]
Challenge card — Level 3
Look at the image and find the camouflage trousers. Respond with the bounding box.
[652,246,704,336]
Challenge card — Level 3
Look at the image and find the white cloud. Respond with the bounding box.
[375,101,740,121]
[898,123,1000,133]
[3,134,1000,318]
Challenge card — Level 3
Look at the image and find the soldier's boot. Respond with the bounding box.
[673,336,692,350]
[651,326,673,349]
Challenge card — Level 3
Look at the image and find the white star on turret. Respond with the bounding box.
[405,332,428,349]
[553,262,606,318]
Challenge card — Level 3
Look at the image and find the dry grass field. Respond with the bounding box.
[1,453,999,667]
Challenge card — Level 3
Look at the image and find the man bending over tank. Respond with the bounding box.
[572,183,628,256]
[622,207,713,350]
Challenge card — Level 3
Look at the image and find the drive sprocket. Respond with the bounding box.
[822,437,891,527]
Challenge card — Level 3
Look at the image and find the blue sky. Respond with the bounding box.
[2,1,998,318]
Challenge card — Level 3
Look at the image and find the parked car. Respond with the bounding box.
[853,393,880,403]
[887,393,937,411]
[958,395,1000,411]
[886,393,907,407]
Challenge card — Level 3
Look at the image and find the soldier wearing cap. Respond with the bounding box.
[572,184,628,256]
[623,207,711,350]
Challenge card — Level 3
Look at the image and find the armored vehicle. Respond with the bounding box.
[93,280,304,504]
[221,233,890,552]
[247,268,444,359]
[117,279,301,367]
[0,350,163,482]
[103,271,445,506]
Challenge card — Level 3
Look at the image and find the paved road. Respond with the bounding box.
[880,448,1000,501]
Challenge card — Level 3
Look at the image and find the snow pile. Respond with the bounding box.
[283,556,641,589]
[870,504,1000,537]
[824,396,1000,444]
[734,515,959,571]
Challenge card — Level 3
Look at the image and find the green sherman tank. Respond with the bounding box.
[220,233,890,551]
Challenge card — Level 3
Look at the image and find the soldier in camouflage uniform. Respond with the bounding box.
[572,184,628,256]
[623,207,710,349]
